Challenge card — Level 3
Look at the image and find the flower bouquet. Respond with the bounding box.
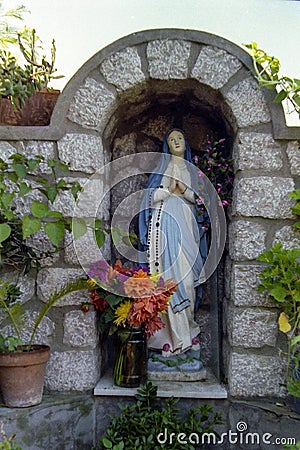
[84,259,178,387]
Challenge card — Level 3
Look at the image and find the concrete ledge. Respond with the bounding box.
[93,369,227,399]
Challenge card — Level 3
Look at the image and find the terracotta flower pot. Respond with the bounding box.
[0,344,50,408]
[0,89,60,126]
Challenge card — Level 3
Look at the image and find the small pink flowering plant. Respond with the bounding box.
[193,138,234,228]
[194,138,234,207]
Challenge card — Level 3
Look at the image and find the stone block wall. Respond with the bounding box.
[226,133,300,397]
[1,29,300,398]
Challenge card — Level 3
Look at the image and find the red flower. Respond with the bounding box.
[90,290,109,312]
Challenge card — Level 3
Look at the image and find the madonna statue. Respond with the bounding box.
[139,129,208,364]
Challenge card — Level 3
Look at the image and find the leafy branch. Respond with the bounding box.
[0,152,82,273]
[244,42,300,118]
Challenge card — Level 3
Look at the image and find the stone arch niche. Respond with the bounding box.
[31,29,300,397]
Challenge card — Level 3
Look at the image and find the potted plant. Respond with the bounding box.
[82,259,177,387]
[0,277,87,408]
[0,3,63,125]
[0,150,90,408]
[257,242,300,413]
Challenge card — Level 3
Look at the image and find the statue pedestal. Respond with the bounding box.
[147,348,207,382]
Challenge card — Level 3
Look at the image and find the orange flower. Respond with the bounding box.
[151,292,171,313]
[145,316,165,337]
[132,269,149,279]
[113,259,132,276]
[128,296,154,326]
[124,276,155,298]
[156,278,178,298]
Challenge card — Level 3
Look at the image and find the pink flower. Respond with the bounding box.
[222,200,229,206]
[163,343,170,352]
[198,170,204,178]
[192,337,199,346]
[218,138,225,144]
[196,197,204,205]
[194,155,199,164]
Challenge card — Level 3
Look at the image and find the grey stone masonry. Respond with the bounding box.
[273,225,300,249]
[100,47,146,91]
[37,268,90,306]
[233,177,295,219]
[64,229,111,267]
[23,141,56,174]
[0,141,18,161]
[67,77,116,131]
[224,78,271,127]
[63,310,98,348]
[45,349,100,391]
[227,307,278,348]
[3,312,55,346]
[233,132,283,171]
[53,177,110,221]
[231,264,275,307]
[1,272,35,304]
[229,220,267,261]
[229,353,286,397]
[147,39,191,79]
[191,46,242,89]
[57,134,105,173]
[286,140,300,175]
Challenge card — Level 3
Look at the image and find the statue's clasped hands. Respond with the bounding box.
[169,166,187,195]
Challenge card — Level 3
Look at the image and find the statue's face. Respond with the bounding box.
[167,130,185,157]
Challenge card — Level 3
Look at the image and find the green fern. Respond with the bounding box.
[0,281,24,340]
[29,277,89,346]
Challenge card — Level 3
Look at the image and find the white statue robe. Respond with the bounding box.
[147,157,201,356]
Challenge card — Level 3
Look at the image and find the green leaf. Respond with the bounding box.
[45,221,65,247]
[291,203,300,216]
[111,227,122,245]
[22,216,41,239]
[288,189,300,200]
[47,159,56,168]
[30,200,49,218]
[12,163,26,180]
[0,223,11,244]
[291,335,300,347]
[28,158,41,172]
[95,229,105,248]
[274,89,288,103]
[18,181,31,197]
[270,285,287,302]
[57,162,69,173]
[47,210,63,218]
[72,218,87,240]
[7,171,18,183]
[1,192,15,209]
[292,221,300,230]
[293,94,300,107]
[102,437,113,448]
[46,186,58,203]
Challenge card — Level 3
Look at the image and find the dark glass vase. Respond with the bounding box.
[114,327,147,387]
